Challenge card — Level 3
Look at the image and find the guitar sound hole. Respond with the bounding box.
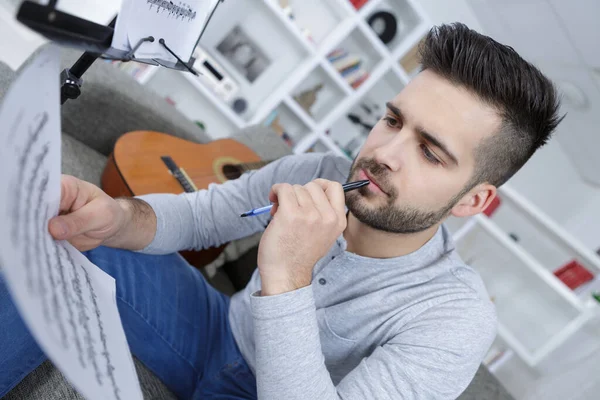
[222,164,243,181]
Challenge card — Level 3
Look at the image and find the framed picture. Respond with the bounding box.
[216,25,271,83]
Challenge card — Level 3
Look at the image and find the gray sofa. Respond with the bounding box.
[0,45,514,400]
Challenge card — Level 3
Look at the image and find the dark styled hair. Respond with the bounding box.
[418,23,564,187]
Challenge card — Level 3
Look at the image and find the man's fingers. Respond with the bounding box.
[292,185,313,208]
[312,179,346,216]
[269,183,299,211]
[304,182,332,216]
[58,175,90,213]
[48,203,106,240]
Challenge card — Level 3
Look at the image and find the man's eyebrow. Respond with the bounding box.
[385,102,402,119]
[417,128,459,166]
[386,102,459,166]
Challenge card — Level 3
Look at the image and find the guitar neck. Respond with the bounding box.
[160,156,198,193]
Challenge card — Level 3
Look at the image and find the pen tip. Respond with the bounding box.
[240,213,248,217]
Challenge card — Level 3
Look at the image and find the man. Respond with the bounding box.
[0,23,563,399]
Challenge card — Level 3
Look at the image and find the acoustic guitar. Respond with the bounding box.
[101,130,272,268]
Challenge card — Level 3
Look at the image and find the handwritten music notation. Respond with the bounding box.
[147,0,198,21]
[0,46,142,400]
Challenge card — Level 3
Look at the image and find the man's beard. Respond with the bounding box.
[345,157,468,234]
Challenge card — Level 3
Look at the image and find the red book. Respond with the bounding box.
[554,260,594,290]
[350,0,369,10]
[483,196,501,217]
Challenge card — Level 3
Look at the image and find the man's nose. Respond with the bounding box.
[373,132,408,172]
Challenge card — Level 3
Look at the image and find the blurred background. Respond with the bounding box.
[1,1,600,398]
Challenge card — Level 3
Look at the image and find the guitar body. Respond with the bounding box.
[101,130,264,268]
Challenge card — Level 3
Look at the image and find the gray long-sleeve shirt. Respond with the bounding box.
[137,151,497,399]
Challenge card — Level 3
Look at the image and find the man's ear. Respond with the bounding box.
[451,184,497,218]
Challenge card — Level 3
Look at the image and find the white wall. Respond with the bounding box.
[466,0,600,253]
[418,0,484,32]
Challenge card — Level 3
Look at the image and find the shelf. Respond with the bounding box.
[262,101,312,148]
[137,65,159,85]
[392,20,431,61]
[181,72,245,129]
[305,136,342,155]
[293,132,320,154]
[290,65,347,123]
[489,196,583,276]
[144,68,239,139]
[262,0,316,54]
[269,0,353,50]
[484,340,515,374]
[307,139,331,153]
[456,223,583,356]
[398,36,423,79]
[198,0,310,122]
[106,60,158,85]
[362,0,423,54]
[363,67,405,107]
[326,68,404,157]
[326,27,382,90]
[292,131,348,159]
[357,0,385,18]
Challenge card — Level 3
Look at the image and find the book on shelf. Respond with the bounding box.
[339,61,362,77]
[554,260,594,290]
[327,48,349,63]
[263,109,294,147]
[350,73,369,89]
[332,55,362,71]
[327,48,370,89]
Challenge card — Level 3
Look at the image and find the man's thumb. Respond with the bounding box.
[48,214,84,240]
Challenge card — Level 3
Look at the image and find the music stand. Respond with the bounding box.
[15,0,224,104]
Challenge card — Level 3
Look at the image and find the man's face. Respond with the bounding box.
[346,70,501,233]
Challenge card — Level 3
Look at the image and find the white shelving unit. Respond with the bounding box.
[448,183,600,370]
[116,0,430,157]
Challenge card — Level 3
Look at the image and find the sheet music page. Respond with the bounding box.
[0,46,143,400]
[111,0,134,51]
[125,0,218,63]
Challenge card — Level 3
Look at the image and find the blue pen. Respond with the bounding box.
[240,180,370,217]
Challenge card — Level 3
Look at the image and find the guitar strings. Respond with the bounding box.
[174,162,271,182]
[181,161,270,175]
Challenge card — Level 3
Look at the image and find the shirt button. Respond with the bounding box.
[318,278,327,285]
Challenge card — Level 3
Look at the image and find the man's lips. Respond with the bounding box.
[359,169,387,195]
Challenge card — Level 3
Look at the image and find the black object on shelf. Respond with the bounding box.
[232,98,248,114]
[347,113,374,131]
[15,0,225,104]
[367,11,397,45]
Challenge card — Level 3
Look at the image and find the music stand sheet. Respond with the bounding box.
[0,46,142,400]
[112,0,218,63]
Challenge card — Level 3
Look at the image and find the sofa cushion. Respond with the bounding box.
[61,133,107,187]
[4,358,176,400]
[231,124,294,161]
[458,365,515,400]
[16,44,212,157]
[58,46,212,156]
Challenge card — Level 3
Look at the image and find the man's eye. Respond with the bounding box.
[383,116,399,128]
[420,144,441,165]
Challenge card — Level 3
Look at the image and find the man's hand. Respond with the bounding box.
[257,179,347,296]
[48,175,156,251]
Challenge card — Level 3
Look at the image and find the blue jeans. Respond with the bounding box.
[0,247,257,399]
